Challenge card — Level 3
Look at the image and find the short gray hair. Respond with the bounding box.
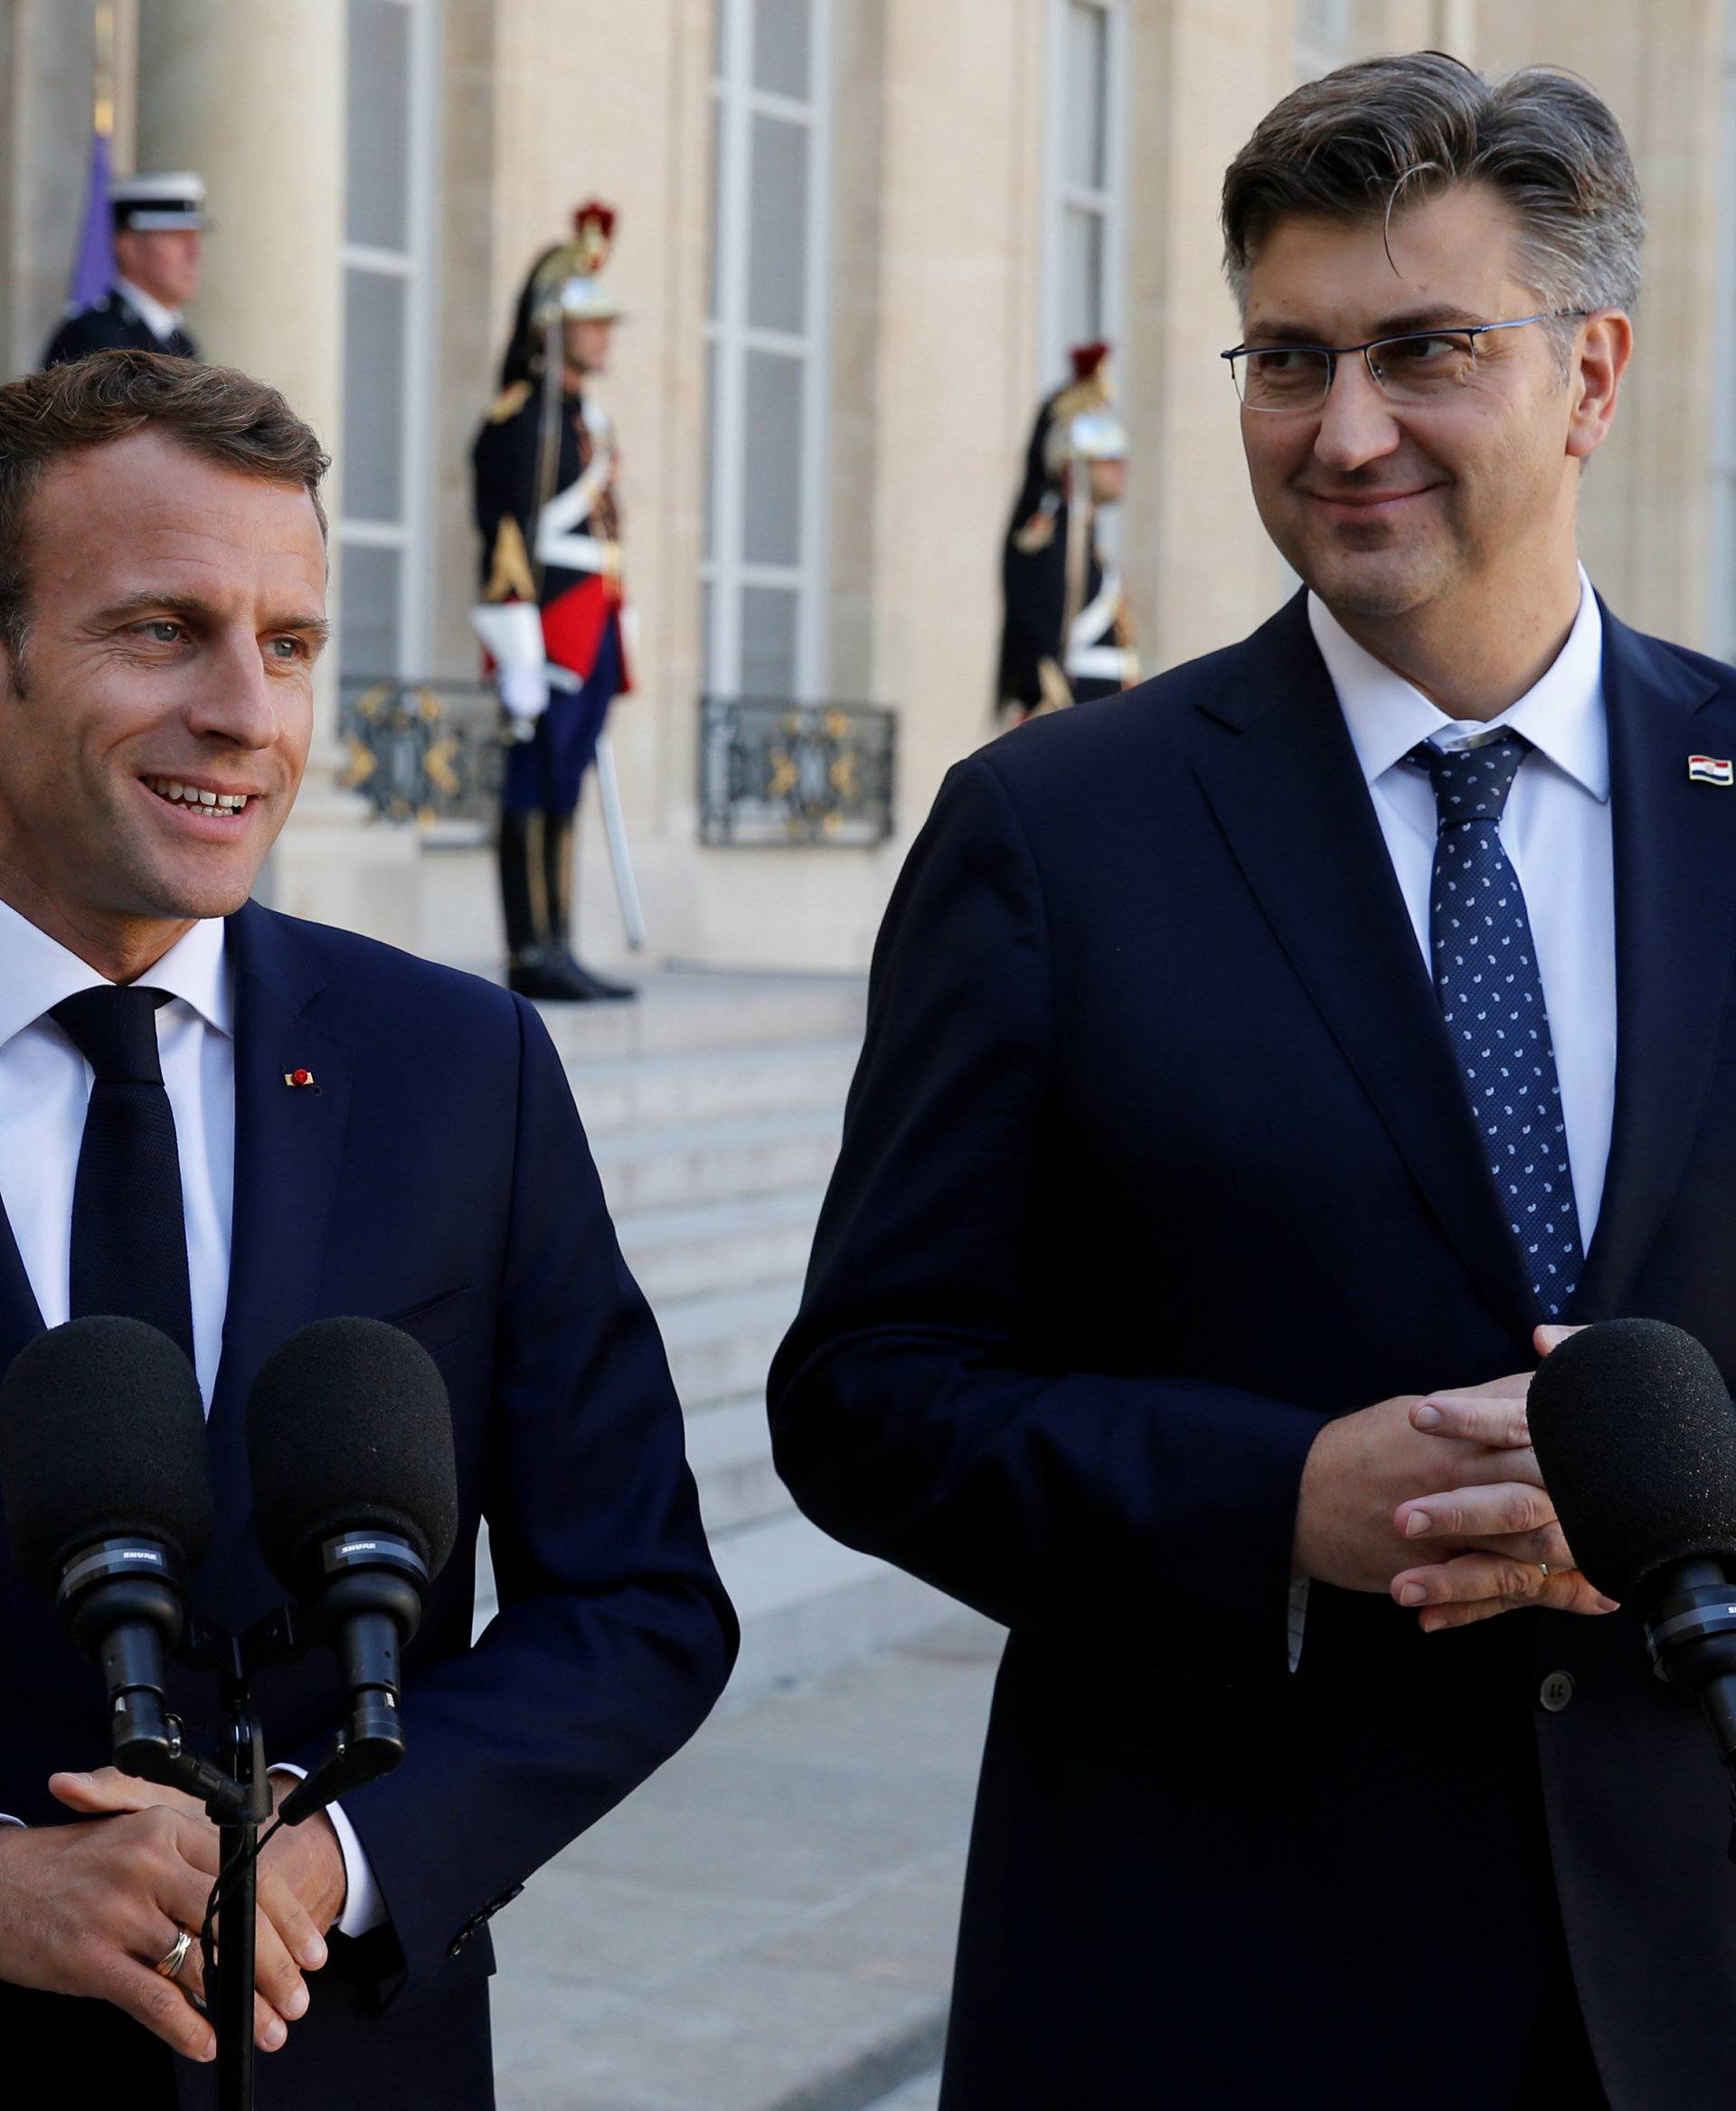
[1221,52,1644,328]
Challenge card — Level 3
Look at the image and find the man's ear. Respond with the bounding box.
[1566,311,1632,463]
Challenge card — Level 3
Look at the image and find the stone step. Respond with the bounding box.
[863,2074,943,2111]
[618,1189,826,1303]
[594,1110,843,1216]
[660,1279,804,1411]
[686,1394,793,1537]
[489,1616,999,2111]
[712,1511,958,1707]
[567,1038,859,1137]
[533,972,867,1064]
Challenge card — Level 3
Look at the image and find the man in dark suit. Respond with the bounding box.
[771,53,1729,2110]
[43,174,205,369]
[0,349,735,2104]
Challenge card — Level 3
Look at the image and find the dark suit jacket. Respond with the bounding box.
[769,591,1736,2111]
[42,290,199,368]
[0,902,736,2106]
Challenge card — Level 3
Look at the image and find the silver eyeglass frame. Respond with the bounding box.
[1220,310,1592,411]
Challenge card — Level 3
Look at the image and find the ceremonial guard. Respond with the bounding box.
[42,173,204,368]
[471,202,637,1003]
[995,344,1138,721]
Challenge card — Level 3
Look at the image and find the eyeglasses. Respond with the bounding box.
[1221,312,1590,413]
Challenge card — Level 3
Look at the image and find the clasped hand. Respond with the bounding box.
[1293,1324,1620,1633]
[0,1766,345,2063]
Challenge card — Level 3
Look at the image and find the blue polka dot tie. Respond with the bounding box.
[1410,734,1583,1318]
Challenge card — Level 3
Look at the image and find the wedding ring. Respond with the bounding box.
[1536,1561,1552,1587]
[155,1927,194,1981]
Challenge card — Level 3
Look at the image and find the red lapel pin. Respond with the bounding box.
[282,1068,320,1093]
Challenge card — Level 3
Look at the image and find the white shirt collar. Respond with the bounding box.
[0,900,231,1053]
[113,276,184,344]
[1307,563,1609,803]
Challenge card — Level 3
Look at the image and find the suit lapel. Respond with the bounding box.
[1572,611,1736,1317]
[1194,596,1540,1341]
[199,902,350,1594]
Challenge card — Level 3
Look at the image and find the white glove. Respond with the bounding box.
[498,664,550,722]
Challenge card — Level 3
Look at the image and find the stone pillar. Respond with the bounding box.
[131,0,389,922]
[1476,0,1723,648]
[1119,0,1300,672]
[0,0,103,379]
[134,0,347,747]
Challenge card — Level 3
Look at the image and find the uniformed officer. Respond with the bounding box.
[995,343,1139,722]
[42,173,205,369]
[471,202,636,1003]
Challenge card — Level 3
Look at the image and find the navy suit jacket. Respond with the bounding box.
[770,592,1736,2110]
[0,903,736,2106]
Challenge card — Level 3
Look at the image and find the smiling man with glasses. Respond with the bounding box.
[772,50,1736,2111]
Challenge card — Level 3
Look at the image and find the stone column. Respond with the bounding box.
[134,0,347,748]
[132,0,392,921]
[1119,0,1300,672]
[1476,0,1723,648]
[0,0,103,378]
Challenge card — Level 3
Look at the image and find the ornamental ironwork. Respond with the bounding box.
[339,677,505,825]
[699,697,896,847]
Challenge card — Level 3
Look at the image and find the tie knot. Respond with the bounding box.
[1410,731,1529,825]
[52,985,169,1085]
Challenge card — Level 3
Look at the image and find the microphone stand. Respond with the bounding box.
[116,1604,308,2111]
[1643,1558,1736,1861]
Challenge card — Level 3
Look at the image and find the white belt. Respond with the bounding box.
[1066,646,1137,682]
[1068,568,1121,653]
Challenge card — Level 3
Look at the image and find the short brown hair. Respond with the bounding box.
[0,350,330,670]
[1222,52,1644,327]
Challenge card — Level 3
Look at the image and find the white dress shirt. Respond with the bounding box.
[113,275,185,345]
[0,901,381,1933]
[1288,568,1618,1667]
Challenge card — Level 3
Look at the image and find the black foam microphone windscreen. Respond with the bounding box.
[1527,1318,1736,1602]
[0,1316,211,1596]
[247,1316,458,1591]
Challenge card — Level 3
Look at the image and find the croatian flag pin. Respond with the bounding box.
[1689,755,1733,787]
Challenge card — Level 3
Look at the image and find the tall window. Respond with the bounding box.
[703,0,835,702]
[337,0,440,679]
[1294,0,1353,83]
[1042,0,1127,383]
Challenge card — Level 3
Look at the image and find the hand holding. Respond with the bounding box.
[1387,1326,1618,1632]
[0,1801,226,2060]
[48,1766,342,2050]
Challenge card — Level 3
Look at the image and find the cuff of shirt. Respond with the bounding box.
[268,1767,387,1937]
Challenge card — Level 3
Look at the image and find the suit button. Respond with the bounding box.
[1539,1670,1575,1713]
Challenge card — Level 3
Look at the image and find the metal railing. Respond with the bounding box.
[699,696,897,848]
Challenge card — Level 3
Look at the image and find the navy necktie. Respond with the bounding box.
[52,985,195,1366]
[1410,733,1583,1318]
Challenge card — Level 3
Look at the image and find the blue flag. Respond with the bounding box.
[69,129,113,311]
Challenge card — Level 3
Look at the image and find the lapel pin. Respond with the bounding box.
[1688,755,1733,787]
[282,1068,322,1095]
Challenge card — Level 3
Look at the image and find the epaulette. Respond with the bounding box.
[486,380,533,424]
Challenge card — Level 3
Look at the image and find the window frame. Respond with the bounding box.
[336,0,442,680]
[1040,0,1129,389]
[702,0,836,703]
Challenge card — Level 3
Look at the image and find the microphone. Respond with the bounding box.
[0,1317,214,1786]
[1528,1319,1736,1803]
[246,1316,458,1822]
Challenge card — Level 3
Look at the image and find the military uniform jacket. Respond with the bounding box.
[42,288,199,369]
[470,379,631,692]
[996,495,1136,715]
